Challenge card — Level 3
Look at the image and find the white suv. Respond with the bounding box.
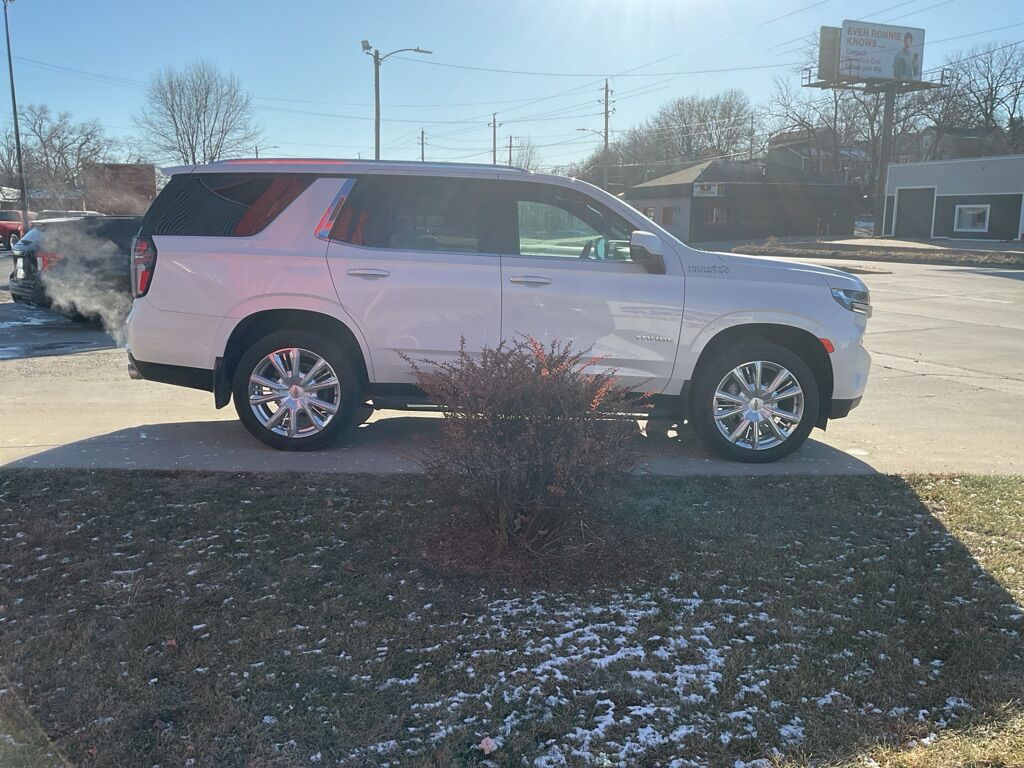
[125,159,871,463]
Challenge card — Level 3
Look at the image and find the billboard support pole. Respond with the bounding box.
[872,85,896,237]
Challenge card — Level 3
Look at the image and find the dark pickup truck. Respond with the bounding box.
[9,215,141,319]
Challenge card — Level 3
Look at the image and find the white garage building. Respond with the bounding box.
[883,154,1024,241]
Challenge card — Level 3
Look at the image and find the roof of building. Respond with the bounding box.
[161,158,534,177]
[922,125,1005,138]
[886,152,1024,170]
[631,159,835,190]
[631,161,713,189]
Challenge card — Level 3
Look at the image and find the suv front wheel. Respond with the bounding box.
[690,340,819,463]
[232,331,362,451]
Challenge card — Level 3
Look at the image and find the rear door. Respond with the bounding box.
[325,174,502,383]
[497,180,684,391]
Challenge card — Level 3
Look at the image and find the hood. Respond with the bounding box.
[704,250,868,292]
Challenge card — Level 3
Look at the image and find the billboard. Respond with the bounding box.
[839,20,925,82]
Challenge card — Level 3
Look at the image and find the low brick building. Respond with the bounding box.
[626,159,859,243]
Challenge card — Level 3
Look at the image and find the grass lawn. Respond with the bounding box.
[0,471,1021,767]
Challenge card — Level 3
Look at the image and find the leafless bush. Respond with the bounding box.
[405,337,642,551]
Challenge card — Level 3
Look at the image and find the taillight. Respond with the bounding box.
[38,252,64,271]
[131,236,157,298]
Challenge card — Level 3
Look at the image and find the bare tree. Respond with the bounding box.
[766,77,863,183]
[135,60,260,164]
[18,105,115,207]
[567,90,762,186]
[511,138,541,170]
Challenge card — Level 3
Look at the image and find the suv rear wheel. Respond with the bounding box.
[232,330,361,451]
[690,340,819,463]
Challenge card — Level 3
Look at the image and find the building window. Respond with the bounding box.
[704,205,736,225]
[953,204,990,233]
[662,206,674,225]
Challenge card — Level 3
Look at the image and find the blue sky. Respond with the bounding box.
[7,0,1024,168]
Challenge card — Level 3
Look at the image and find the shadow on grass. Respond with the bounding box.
[0,471,1020,766]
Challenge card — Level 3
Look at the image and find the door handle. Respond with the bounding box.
[347,268,390,278]
[508,275,552,285]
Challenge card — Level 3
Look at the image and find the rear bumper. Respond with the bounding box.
[8,276,48,305]
[127,352,214,392]
[828,396,862,420]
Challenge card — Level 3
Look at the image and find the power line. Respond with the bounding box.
[390,57,803,78]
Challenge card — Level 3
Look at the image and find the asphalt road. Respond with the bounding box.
[1,257,1020,475]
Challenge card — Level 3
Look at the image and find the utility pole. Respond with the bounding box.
[872,85,896,237]
[3,0,28,233]
[507,135,513,166]
[489,113,499,165]
[602,79,611,192]
[749,113,755,161]
[419,129,425,162]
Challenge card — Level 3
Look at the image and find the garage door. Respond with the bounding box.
[895,188,935,238]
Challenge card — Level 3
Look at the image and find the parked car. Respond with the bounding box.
[125,159,871,462]
[0,209,37,249]
[9,215,141,318]
[35,209,103,220]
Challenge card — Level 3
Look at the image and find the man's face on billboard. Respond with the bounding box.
[904,33,913,50]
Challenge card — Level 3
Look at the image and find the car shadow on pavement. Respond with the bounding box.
[3,411,878,475]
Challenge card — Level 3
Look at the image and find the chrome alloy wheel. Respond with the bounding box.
[247,348,342,438]
[712,360,804,451]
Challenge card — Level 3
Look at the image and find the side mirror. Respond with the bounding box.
[629,231,667,274]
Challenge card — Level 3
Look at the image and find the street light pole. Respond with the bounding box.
[372,48,381,160]
[576,126,608,191]
[3,0,28,232]
[361,41,432,161]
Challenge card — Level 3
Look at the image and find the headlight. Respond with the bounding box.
[831,287,872,317]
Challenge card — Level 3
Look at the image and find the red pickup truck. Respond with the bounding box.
[0,209,37,249]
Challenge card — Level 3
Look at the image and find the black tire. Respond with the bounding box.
[690,340,819,464]
[232,330,362,451]
[6,233,18,250]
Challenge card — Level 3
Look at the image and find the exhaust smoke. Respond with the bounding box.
[34,224,136,345]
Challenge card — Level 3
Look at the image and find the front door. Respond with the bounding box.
[325,174,502,383]
[498,181,685,391]
[895,187,935,238]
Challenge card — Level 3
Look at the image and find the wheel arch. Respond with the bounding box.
[689,323,834,427]
[217,309,370,408]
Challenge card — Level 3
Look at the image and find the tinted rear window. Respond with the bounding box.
[140,173,312,237]
[330,176,501,253]
[0,211,20,221]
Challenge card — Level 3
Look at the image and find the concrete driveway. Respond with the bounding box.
[1,257,1021,475]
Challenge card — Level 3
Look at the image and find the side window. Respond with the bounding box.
[331,176,500,253]
[140,174,312,237]
[510,183,635,261]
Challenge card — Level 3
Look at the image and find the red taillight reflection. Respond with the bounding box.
[38,252,63,271]
[131,236,157,298]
